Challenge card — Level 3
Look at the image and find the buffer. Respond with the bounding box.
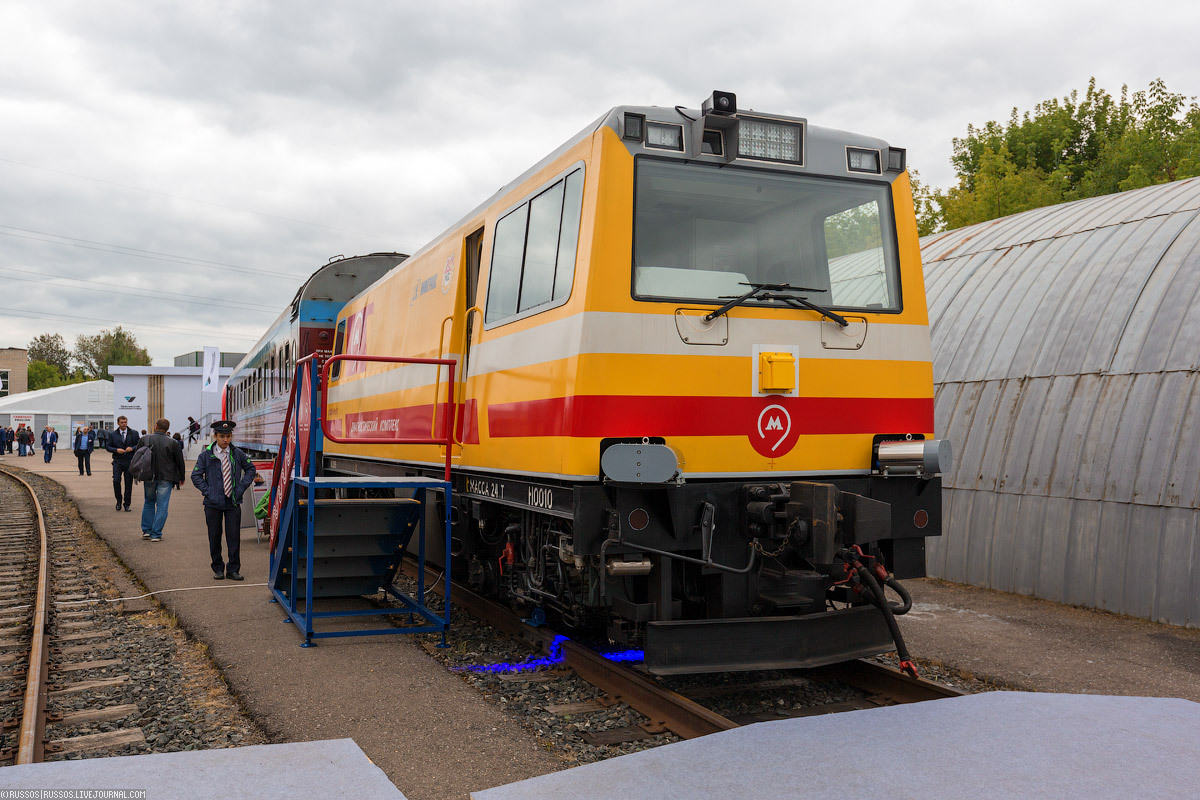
[266,353,456,647]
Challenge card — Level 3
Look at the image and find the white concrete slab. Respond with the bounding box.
[475,692,1200,800]
[0,738,406,799]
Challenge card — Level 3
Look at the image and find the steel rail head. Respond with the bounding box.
[0,466,51,764]
[399,559,738,740]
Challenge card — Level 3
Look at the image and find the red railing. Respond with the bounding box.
[319,354,458,481]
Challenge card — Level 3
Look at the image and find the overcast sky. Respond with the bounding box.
[3,1,1198,365]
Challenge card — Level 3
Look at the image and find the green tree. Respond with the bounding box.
[926,78,1200,231]
[28,360,64,391]
[910,169,944,236]
[74,326,151,381]
[27,333,73,378]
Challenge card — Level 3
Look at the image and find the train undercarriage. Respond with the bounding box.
[326,454,941,675]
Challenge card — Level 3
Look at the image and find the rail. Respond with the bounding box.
[399,558,965,738]
[0,466,50,763]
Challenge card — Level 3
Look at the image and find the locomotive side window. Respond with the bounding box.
[632,160,901,311]
[330,320,347,380]
[485,205,528,322]
[485,166,584,326]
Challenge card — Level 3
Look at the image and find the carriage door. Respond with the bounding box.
[454,227,484,446]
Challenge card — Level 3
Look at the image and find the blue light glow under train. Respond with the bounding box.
[453,635,645,674]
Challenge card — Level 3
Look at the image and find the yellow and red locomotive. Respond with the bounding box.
[232,92,949,673]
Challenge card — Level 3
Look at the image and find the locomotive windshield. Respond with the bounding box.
[632,159,901,311]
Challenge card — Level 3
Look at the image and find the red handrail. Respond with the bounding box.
[319,354,457,481]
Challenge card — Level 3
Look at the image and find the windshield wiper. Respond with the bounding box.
[703,282,849,327]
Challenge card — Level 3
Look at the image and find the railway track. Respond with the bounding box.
[0,466,146,764]
[399,560,962,744]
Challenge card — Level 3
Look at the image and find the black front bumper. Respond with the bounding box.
[643,604,894,675]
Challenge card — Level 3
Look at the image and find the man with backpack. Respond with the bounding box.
[134,418,186,542]
[191,420,256,580]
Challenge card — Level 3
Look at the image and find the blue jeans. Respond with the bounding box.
[141,480,174,539]
[43,446,53,462]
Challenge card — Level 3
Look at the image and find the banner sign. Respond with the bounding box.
[12,414,33,429]
[202,346,220,394]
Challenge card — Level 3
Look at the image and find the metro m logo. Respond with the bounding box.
[750,402,798,457]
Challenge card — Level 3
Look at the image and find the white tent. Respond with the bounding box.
[0,380,114,434]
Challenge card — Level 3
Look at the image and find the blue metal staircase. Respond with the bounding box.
[267,354,456,647]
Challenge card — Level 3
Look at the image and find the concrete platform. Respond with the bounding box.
[0,738,405,798]
[475,692,1200,800]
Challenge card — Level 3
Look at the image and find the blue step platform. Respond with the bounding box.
[267,353,455,647]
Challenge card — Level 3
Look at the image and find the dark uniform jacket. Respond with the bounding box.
[138,432,187,485]
[191,442,256,508]
[106,427,140,463]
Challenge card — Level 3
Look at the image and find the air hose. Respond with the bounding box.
[839,547,919,678]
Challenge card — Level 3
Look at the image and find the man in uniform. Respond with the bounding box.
[190,420,256,581]
[106,415,140,511]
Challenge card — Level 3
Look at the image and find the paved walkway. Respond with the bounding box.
[6,448,1200,794]
[4,449,559,800]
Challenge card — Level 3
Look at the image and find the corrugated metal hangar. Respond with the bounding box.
[923,176,1200,628]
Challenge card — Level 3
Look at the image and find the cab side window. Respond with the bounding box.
[485,167,584,326]
[331,320,347,380]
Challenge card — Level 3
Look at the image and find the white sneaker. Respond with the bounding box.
[142,532,151,539]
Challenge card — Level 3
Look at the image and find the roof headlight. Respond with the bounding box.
[645,121,684,151]
[623,113,645,142]
[847,147,882,174]
[737,117,803,163]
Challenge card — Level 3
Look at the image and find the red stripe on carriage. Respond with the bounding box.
[486,395,934,438]
[331,399,481,445]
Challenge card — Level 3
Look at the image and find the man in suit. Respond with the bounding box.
[41,426,58,463]
[106,416,140,511]
[73,425,95,475]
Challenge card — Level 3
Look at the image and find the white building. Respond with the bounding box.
[109,365,233,437]
[0,380,114,434]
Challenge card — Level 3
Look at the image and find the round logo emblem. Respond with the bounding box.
[442,255,454,294]
[750,403,798,458]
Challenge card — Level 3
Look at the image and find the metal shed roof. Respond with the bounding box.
[922,176,1200,627]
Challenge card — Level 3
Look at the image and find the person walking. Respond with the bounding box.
[186,416,200,445]
[72,425,95,475]
[191,420,256,581]
[106,416,140,511]
[41,426,58,463]
[16,426,29,456]
[2,427,11,454]
[137,418,186,542]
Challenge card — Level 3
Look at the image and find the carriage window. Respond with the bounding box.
[331,321,347,380]
[485,166,584,325]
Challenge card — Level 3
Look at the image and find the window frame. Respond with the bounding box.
[483,161,586,331]
[628,155,904,315]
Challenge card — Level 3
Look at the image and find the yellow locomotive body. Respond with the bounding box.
[322,95,947,673]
